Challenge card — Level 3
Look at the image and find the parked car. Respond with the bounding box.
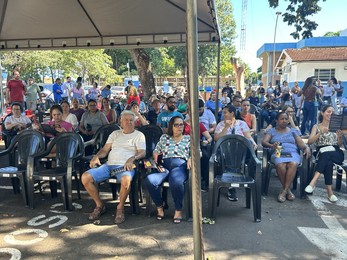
[111,86,126,98]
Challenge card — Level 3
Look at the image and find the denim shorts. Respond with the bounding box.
[87,164,135,183]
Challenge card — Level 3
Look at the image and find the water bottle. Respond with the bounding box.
[275,143,282,158]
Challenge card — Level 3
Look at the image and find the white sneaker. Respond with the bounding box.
[328,195,338,203]
[305,185,315,194]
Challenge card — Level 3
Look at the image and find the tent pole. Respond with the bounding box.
[0,53,3,116]
[187,0,204,259]
[215,42,221,120]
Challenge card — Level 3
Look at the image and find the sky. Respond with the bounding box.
[230,0,347,72]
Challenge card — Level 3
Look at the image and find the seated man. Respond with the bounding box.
[260,94,279,128]
[3,103,32,146]
[81,110,146,224]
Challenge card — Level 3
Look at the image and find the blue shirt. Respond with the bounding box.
[101,88,111,98]
[157,110,184,128]
[53,83,62,102]
[205,99,222,111]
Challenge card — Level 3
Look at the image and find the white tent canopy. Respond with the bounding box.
[0,0,219,50]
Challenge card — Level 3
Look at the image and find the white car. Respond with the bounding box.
[111,86,126,98]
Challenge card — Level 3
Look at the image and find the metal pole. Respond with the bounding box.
[272,11,281,85]
[0,52,4,116]
[187,0,203,259]
[215,42,221,120]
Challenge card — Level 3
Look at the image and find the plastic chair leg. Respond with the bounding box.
[18,175,28,206]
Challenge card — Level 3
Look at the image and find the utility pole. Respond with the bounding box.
[272,11,282,86]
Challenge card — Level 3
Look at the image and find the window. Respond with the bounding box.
[314,69,335,84]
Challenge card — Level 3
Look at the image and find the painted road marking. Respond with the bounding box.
[298,187,347,259]
[0,248,21,260]
[4,229,48,246]
[49,202,82,214]
[27,215,68,229]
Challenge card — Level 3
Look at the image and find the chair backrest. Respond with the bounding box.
[9,130,46,170]
[138,125,163,158]
[212,134,255,176]
[50,133,84,169]
[249,104,260,116]
[343,134,347,150]
[92,124,120,153]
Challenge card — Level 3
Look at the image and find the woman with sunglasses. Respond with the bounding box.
[145,116,191,224]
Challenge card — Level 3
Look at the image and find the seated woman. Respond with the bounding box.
[39,104,74,136]
[101,98,117,124]
[214,104,257,202]
[265,105,300,132]
[79,99,109,155]
[128,101,149,128]
[262,112,310,202]
[305,105,344,202]
[239,99,257,134]
[145,116,191,224]
[34,105,74,156]
[61,100,78,129]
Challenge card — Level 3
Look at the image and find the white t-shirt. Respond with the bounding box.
[106,129,146,165]
[64,113,78,129]
[4,115,31,127]
[215,119,249,136]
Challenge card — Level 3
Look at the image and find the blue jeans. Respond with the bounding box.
[145,158,188,210]
[300,101,315,135]
[261,109,277,128]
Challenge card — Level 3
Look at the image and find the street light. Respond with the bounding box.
[272,11,282,86]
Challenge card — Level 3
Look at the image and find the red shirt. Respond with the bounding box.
[183,121,207,139]
[7,80,25,102]
[127,95,141,105]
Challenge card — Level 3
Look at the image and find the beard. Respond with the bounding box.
[168,105,176,111]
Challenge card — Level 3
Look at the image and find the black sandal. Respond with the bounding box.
[156,206,164,220]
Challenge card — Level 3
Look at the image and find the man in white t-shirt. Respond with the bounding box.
[82,110,146,224]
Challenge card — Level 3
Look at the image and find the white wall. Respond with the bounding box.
[280,60,347,83]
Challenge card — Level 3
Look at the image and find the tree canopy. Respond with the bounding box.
[268,0,327,39]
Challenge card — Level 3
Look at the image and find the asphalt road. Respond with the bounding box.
[1,142,347,259]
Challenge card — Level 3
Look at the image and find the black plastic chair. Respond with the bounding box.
[249,104,261,132]
[27,133,84,211]
[208,134,261,222]
[261,148,309,199]
[80,124,120,198]
[0,130,45,206]
[336,135,347,192]
[138,125,163,204]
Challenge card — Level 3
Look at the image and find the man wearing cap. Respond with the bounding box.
[221,81,234,99]
[198,99,217,134]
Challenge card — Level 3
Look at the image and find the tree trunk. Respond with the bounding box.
[128,49,156,100]
[231,57,245,93]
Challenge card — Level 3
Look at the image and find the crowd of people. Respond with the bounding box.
[2,70,346,224]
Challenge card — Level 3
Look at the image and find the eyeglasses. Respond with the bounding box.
[173,123,184,128]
